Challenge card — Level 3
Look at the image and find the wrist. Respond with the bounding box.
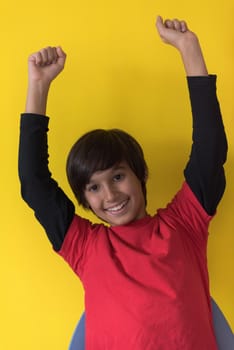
[178,34,208,76]
[28,79,51,93]
[177,32,199,54]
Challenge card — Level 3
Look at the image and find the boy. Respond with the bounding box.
[19,16,227,349]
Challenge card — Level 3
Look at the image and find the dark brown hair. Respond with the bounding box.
[66,129,148,208]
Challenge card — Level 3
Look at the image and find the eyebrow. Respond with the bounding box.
[86,163,127,184]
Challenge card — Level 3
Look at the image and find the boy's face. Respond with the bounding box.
[84,162,147,226]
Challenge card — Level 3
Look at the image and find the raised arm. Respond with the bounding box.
[156,16,208,76]
[19,47,75,251]
[156,16,227,215]
[26,46,66,114]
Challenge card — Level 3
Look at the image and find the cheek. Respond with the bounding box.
[84,192,92,208]
[85,194,99,210]
[128,178,143,195]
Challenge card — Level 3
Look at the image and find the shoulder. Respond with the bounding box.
[59,215,106,251]
[158,182,214,239]
[57,214,107,274]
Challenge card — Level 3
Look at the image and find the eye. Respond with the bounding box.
[113,173,124,182]
[86,184,99,192]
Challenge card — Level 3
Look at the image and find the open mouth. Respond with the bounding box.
[105,199,129,214]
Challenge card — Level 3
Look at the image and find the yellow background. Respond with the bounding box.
[1,1,233,349]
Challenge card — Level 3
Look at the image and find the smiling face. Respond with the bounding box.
[84,162,147,226]
[67,129,148,209]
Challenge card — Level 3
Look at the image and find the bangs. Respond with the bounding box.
[67,129,127,196]
[66,128,148,207]
[81,130,125,183]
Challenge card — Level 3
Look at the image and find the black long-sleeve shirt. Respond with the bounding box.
[18,75,227,251]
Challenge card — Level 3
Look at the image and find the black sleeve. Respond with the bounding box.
[184,75,228,215]
[18,113,75,251]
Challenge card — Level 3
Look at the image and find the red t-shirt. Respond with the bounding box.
[58,182,218,350]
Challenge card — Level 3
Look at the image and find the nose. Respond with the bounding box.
[103,184,117,202]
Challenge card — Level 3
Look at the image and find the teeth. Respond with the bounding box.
[106,201,127,212]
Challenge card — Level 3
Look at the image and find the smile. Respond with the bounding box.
[105,199,129,214]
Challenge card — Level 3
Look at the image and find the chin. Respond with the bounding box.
[108,214,136,227]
